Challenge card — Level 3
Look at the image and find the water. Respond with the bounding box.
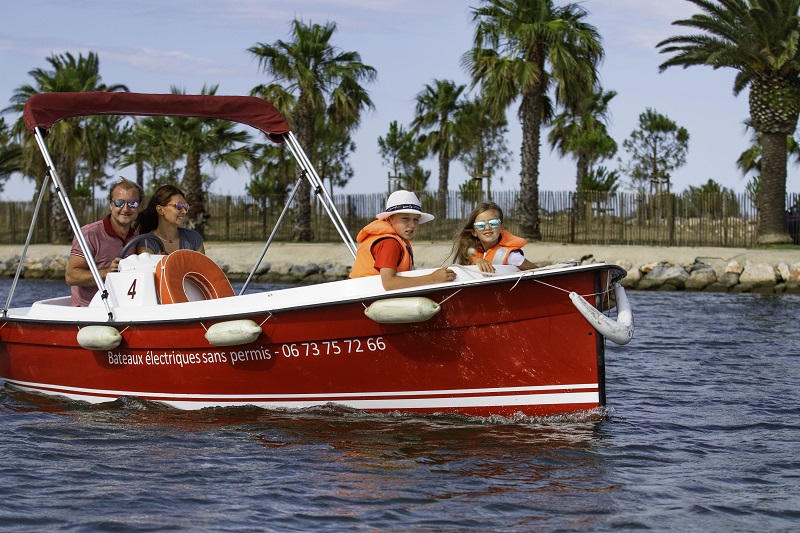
[1,281,799,532]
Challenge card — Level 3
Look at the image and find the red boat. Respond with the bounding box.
[0,92,633,417]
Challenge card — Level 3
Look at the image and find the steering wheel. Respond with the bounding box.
[118,234,166,258]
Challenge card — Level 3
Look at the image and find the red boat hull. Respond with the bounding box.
[0,268,619,418]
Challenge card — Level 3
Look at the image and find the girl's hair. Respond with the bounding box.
[449,202,504,265]
[133,184,185,234]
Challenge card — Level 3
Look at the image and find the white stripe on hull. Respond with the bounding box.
[5,379,599,410]
[160,392,600,411]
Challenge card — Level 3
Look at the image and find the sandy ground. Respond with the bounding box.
[3,241,798,274]
[206,241,800,273]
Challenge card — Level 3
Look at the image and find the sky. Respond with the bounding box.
[1,0,791,201]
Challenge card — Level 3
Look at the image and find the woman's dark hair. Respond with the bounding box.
[449,202,505,265]
[133,185,185,235]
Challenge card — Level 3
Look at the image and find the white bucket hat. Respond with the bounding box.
[376,190,435,224]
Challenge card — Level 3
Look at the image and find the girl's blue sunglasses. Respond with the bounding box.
[473,219,501,231]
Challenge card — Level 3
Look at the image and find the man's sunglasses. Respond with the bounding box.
[166,202,190,212]
[111,199,140,209]
[473,219,501,231]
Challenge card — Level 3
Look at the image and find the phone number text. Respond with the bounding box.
[279,337,386,357]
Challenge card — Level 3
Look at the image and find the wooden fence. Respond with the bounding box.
[1,190,798,247]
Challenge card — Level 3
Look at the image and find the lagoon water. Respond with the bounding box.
[0,281,798,532]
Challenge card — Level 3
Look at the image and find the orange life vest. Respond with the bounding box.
[349,220,414,278]
[471,231,528,266]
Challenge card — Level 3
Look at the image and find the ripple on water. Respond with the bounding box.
[1,286,799,531]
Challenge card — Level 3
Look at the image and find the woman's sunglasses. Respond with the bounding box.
[473,219,501,231]
[111,199,140,209]
[166,201,190,212]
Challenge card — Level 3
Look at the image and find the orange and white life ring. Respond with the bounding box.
[155,249,235,304]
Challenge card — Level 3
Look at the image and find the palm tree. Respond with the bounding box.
[411,79,466,218]
[0,118,21,192]
[738,119,800,214]
[657,0,800,244]
[248,139,295,207]
[548,88,617,189]
[144,85,251,237]
[114,118,152,191]
[78,114,128,201]
[737,119,800,182]
[249,20,377,241]
[463,0,603,240]
[4,52,128,242]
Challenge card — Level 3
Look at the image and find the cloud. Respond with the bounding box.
[102,47,247,78]
[1,38,247,80]
[157,0,455,37]
[587,0,703,51]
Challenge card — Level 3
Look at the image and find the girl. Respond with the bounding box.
[451,202,538,273]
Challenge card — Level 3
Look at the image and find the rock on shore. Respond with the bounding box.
[1,242,800,294]
[618,258,800,294]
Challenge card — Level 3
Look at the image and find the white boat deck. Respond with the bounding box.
[6,257,604,324]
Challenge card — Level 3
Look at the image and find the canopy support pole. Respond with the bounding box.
[32,127,114,321]
[284,132,357,258]
[238,173,304,296]
[2,173,48,316]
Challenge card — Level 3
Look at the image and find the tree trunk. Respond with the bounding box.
[749,77,799,244]
[519,91,542,240]
[136,160,144,191]
[517,44,546,241]
[437,148,449,221]
[292,102,315,242]
[183,152,206,237]
[51,153,75,244]
[575,155,590,222]
[758,131,792,244]
[50,194,72,244]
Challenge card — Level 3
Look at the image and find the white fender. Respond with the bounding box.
[77,325,122,350]
[365,297,441,324]
[569,284,634,345]
[205,320,263,347]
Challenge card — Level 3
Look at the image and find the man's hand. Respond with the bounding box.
[107,257,122,273]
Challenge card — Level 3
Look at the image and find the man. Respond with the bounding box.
[65,177,143,306]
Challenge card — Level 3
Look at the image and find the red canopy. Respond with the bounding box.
[23,92,291,143]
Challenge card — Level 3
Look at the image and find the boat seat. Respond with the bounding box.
[118,252,162,273]
[155,249,235,304]
[89,254,161,308]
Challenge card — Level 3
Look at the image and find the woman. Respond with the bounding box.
[133,185,204,255]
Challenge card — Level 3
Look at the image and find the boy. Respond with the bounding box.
[350,190,456,290]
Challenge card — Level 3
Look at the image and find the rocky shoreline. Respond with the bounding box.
[1,242,799,294]
[615,258,800,294]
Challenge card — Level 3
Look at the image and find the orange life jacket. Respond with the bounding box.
[471,231,528,266]
[349,220,414,278]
